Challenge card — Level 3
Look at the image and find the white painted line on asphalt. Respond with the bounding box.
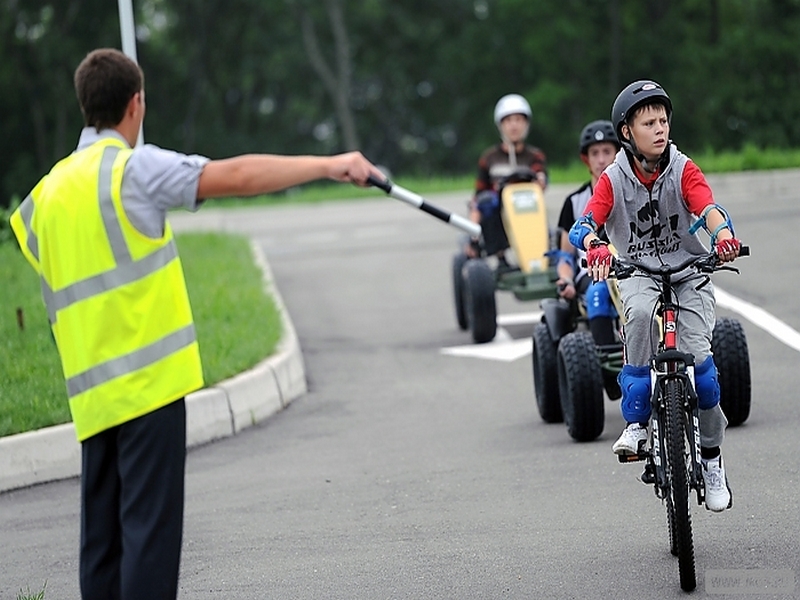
[496,310,543,326]
[440,327,532,362]
[716,287,800,352]
[441,288,800,363]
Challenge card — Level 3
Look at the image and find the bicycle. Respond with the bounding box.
[611,246,749,592]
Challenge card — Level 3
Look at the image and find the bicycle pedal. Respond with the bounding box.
[617,451,648,463]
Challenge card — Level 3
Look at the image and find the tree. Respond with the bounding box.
[299,0,360,151]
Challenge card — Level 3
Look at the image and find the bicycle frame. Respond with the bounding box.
[612,247,748,592]
[616,268,705,505]
[647,301,705,507]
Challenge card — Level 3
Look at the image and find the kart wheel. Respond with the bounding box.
[557,331,604,442]
[532,322,563,423]
[711,317,751,426]
[452,252,469,331]
[463,260,497,344]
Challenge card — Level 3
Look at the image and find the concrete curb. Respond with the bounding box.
[0,240,306,494]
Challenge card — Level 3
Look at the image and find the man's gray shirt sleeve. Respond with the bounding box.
[121,144,210,238]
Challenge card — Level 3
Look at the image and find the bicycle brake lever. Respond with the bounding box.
[716,265,740,274]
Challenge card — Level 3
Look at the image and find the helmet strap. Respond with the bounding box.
[497,119,529,160]
[625,132,665,175]
[502,135,519,167]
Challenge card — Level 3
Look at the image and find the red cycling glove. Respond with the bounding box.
[586,241,612,269]
[715,237,741,257]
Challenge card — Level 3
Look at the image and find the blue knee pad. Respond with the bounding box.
[586,281,617,319]
[618,364,651,423]
[694,355,721,410]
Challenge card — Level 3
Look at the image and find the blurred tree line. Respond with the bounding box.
[2,0,800,207]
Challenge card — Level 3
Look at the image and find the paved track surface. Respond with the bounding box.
[1,173,798,599]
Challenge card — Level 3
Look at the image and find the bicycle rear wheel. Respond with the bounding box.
[664,379,696,591]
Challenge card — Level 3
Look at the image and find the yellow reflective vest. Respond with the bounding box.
[10,138,204,441]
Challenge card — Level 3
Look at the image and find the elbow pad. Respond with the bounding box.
[688,204,735,246]
[568,213,598,250]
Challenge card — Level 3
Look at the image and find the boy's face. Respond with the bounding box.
[623,104,669,161]
[583,142,618,182]
[499,113,529,144]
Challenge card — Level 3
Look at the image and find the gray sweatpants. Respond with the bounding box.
[618,271,727,447]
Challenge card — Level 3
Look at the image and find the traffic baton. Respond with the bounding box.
[368,175,481,238]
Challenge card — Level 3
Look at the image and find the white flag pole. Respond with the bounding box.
[117,0,144,147]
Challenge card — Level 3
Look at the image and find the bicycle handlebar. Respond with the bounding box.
[613,246,750,280]
[579,246,750,279]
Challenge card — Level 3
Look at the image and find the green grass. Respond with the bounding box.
[16,582,46,600]
[179,233,282,385]
[0,233,280,438]
[0,245,67,437]
[689,143,800,172]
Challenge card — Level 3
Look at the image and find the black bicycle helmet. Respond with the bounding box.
[578,120,620,155]
[611,80,672,146]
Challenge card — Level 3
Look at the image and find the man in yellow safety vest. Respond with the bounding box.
[10,47,382,600]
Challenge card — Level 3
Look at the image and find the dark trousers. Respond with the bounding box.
[80,399,186,600]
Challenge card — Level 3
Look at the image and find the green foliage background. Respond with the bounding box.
[3,0,800,207]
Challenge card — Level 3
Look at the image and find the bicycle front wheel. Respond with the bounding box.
[664,378,696,592]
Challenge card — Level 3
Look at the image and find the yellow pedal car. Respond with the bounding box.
[452,169,558,343]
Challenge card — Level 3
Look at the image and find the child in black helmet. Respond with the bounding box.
[554,120,620,348]
[569,80,742,513]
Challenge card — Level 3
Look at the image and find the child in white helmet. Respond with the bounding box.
[467,94,548,268]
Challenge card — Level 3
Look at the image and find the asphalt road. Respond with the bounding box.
[1,172,798,599]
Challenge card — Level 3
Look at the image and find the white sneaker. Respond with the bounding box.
[612,423,648,455]
[702,455,732,512]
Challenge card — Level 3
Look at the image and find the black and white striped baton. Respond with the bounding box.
[368,175,481,238]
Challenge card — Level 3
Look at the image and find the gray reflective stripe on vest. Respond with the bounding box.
[65,324,197,397]
[41,144,178,323]
[41,240,179,322]
[18,195,38,261]
[98,146,132,263]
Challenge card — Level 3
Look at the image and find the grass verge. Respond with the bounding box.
[0,232,280,438]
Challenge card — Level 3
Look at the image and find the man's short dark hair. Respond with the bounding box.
[74,48,144,131]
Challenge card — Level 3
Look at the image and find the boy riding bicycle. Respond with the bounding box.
[568,80,742,512]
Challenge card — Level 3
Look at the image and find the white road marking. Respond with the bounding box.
[496,311,543,326]
[442,291,800,362]
[440,328,532,362]
[715,287,800,352]
[439,312,543,362]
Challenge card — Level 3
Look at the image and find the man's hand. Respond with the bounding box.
[586,240,612,281]
[327,151,384,186]
[715,237,741,263]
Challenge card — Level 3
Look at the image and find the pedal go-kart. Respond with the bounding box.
[532,258,752,442]
[452,168,558,343]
